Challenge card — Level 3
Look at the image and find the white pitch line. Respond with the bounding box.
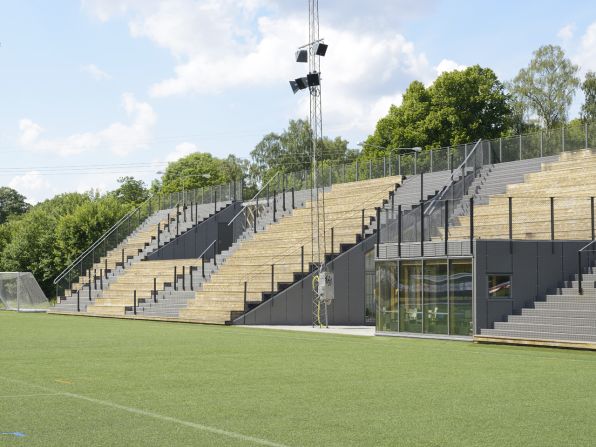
[0,393,61,398]
[0,376,290,447]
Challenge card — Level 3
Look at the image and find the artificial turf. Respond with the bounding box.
[1,312,595,446]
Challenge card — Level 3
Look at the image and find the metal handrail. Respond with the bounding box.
[53,194,156,285]
[228,172,280,226]
[198,239,217,260]
[578,239,596,295]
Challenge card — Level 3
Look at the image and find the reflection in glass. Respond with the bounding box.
[399,261,423,333]
[423,260,448,334]
[449,259,473,336]
[364,249,376,324]
[376,262,398,332]
[488,275,511,298]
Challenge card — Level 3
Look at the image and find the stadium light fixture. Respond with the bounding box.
[295,49,308,63]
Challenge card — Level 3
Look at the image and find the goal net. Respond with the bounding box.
[0,272,48,312]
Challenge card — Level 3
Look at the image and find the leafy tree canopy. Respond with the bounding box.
[581,71,596,122]
[364,65,510,157]
[250,119,356,182]
[510,45,580,129]
[0,187,31,224]
[111,176,149,205]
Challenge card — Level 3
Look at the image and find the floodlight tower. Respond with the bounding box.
[289,0,330,327]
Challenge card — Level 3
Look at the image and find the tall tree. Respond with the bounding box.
[160,152,231,194]
[0,187,30,224]
[111,176,149,205]
[250,119,353,181]
[365,66,509,156]
[581,71,596,121]
[510,45,580,129]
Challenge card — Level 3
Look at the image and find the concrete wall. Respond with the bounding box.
[147,201,244,261]
[474,240,590,333]
[233,236,375,326]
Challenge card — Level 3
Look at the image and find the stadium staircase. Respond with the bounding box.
[443,150,595,240]
[175,176,402,324]
[478,262,596,346]
[50,200,233,313]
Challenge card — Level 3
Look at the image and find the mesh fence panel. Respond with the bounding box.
[0,272,48,312]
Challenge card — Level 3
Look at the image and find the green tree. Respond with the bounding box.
[510,45,580,129]
[365,66,509,157]
[0,187,30,224]
[250,119,353,181]
[581,71,596,121]
[111,176,149,205]
[160,153,234,194]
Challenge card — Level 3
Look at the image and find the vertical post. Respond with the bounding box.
[550,197,555,241]
[100,269,103,290]
[176,205,180,236]
[282,186,286,211]
[266,185,270,205]
[174,266,177,291]
[420,201,425,257]
[331,227,334,256]
[414,152,417,175]
[157,223,160,247]
[104,259,108,278]
[271,264,275,295]
[398,204,402,258]
[254,197,259,233]
[376,207,381,258]
[153,277,157,303]
[88,269,92,301]
[361,209,365,240]
[214,189,217,214]
[469,197,474,255]
[133,290,137,315]
[301,245,304,276]
[578,251,583,295]
[190,201,193,222]
[444,200,449,256]
[243,281,247,324]
[167,213,170,232]
[273,190,277,222]
[420,172,424,201]
[202,254,205,278]
[291,188,295,209]
[508,197,513,253]
[590,196,596,240]
[190,267,194,291]
[94,269,97,290]
[182,266,185,291]
[184,204,187,222]
[77,290,80,312]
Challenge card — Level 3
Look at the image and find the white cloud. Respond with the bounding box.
[434,58,467,75]
[165,142,198,162]
[17,93,156,157]
[557,23,575,42]
[82,0,439,136]
[81,63,112,80]
[8,171,53,204]
[574,22,596,73]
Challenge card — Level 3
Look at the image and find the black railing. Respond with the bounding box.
[578,240,596,295]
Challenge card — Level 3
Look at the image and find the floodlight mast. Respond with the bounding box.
[308,0,327,328]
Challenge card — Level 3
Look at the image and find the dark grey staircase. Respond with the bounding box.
[480,267,596,343]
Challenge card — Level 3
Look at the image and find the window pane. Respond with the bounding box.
[399,261,423,333]
[365,249,376,325]
[488,275,511,298]
[423,260,448,334]
[376,261,397,332]
[449,259,473,336]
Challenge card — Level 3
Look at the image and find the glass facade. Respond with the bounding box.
[364,249,376,325]
[376,258,473,336]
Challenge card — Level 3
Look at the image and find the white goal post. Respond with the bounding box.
[0,272,48,312]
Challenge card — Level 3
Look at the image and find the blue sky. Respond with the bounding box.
[1,0,595,203]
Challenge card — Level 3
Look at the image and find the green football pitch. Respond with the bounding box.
[1,312,595,446]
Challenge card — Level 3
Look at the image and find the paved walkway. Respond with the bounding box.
[242,325,375,337]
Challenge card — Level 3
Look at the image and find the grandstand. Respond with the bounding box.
[49,121,596,350]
